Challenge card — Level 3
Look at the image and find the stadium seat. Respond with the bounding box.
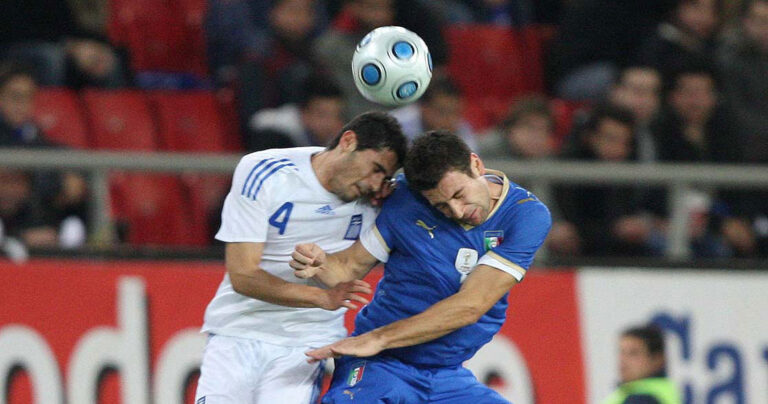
[110,174,202,246]
[149,91,228,152]
[216,90,244,151]
[33,88,90,148]
[82,90,158,150]
[520,25,558,94]
[108,0,207,76]
[550,99,590,149]
[445,25,528,101]
[462,96,511,131]
[183,173,231,246]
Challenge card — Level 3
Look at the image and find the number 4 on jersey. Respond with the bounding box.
[269,202,293,235]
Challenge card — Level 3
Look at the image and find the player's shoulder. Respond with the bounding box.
[233,147,319,200]
[382,174,424,209]
[499,182,552,228]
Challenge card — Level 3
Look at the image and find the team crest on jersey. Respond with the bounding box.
[483,230,504,251]
[344,214,363,240]
[455,248,479,282]
[347,362,366,386]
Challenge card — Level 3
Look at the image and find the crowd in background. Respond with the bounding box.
[1,0,767,259]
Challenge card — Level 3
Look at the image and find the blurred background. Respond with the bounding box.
[1,0,767,403]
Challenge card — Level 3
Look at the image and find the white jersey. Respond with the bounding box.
[202,147,377,347]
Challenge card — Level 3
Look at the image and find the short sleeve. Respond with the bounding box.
[215,157,282,243]
[359,181,407,262]
[477,200,552,281]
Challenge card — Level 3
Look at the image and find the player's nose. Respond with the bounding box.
[447,201,463,219]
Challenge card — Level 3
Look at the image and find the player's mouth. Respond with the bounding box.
[464,208,480,224]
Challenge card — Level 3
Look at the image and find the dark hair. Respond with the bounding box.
[421,74,461,104]
[622,325,665,356]
[583,102,636,133]
[327,111,407,166]
[299,74,343,108]
[0,63,35,89]
[404,130,471,191]
[500,96,555,132]
[665,58,719,94]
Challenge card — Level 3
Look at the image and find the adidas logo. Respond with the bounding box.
[315,205,335,215]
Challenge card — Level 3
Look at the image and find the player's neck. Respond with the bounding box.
[310,150,335,192]
[485,178,503,212]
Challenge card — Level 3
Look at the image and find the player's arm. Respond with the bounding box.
[226,242,371,310]
[306,198,552,360]
[290,240,379,287]
[305,265,518,360]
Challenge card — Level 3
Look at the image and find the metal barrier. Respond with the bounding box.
[3,148,767,259]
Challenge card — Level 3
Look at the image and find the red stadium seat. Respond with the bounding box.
[82,90,158,150]
[150,91,228,152]
[110,174,203,246]
[550,99,590,150]
[216,89,244,151]
[33,88,90,148]
[183,173,231,245]
[445,25,528,101]
[108,0,207,75]
[520,25,558,94]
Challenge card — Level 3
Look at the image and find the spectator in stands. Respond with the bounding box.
[246,74,346,150]
[608,66,663,163]
[546,0,673,100]
[601,324,681,404]
[478,95,556,160]
[653,63,741,165]
[0,63,88,249]
[636,0,721,82]
[0,170,57,249]
[314,0,448,116]
[551,104,662,257]
[716,0,768,164]
[0,0,129,88]
[390,74,477,150]
[206,0,329,127]
[652,63,743,257]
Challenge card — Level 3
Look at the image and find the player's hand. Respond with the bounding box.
[317,280,372,311]
[290,243,327,279]
[369,177,396,207]
[305,333,385,363]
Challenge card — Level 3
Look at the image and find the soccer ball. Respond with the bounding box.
[351,26,432,107]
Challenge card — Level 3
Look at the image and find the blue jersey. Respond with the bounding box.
[356,171,551,367]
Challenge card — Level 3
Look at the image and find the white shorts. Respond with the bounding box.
[195,334,325,404]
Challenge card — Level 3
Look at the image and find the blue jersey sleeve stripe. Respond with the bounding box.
[246,158,290,198]
[252,162,296,200]
[240,158,270,196]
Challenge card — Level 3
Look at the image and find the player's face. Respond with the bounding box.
[619,336,664,383]
[332,148,398,203]
[422,156,492,226]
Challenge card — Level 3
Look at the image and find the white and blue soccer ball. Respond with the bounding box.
[351,26,432,107]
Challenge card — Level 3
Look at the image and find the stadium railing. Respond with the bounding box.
[3,148,767,260]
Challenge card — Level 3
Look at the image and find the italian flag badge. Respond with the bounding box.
[347,362,366,387]
[483,230,504,251]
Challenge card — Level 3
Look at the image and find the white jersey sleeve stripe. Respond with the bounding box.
[240,158,271,196]
[246,158,290,198]
[360,225,390,263]
[252,162,298,199]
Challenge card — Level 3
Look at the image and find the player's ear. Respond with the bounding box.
[469,153,485,176]
[338,130,358,152]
